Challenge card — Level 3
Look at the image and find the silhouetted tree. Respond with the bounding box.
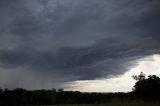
[1,73,160,105]
[132,72,160,99]
[132,72,146,81]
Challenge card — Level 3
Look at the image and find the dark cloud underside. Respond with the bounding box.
[0,0,160,89]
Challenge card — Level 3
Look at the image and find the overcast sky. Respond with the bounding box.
[0,0,160,91]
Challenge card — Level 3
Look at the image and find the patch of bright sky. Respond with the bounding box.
[66,54,160,92]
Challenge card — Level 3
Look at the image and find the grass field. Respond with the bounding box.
[37,103,160,106]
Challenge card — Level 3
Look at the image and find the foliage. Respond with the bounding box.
[132,72,160,98]
[0,72,160,105]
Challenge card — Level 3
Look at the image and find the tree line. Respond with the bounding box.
[0,72,160,105]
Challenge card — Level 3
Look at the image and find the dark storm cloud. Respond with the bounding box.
[0,37,160,80]
[0,0,160,88]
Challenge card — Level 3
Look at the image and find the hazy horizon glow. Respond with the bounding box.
[66,54,160,92]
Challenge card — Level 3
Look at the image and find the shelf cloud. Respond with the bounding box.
[0,0,160,89]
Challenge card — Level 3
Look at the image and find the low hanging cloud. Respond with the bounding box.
[0,0,160,89]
